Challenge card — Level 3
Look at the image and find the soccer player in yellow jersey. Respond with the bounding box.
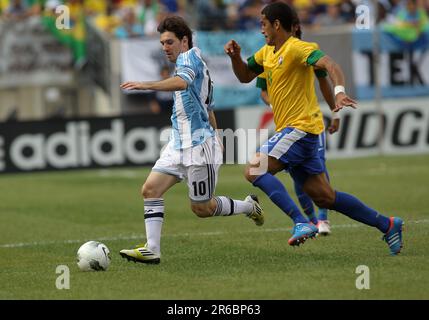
[256,15,338,236]
[224,2,404,255]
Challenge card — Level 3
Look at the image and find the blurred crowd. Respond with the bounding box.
[0,0,184,38]
[0,1,428,117]
[0,0,428,36]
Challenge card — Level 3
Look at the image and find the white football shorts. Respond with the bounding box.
[152,135,223,202]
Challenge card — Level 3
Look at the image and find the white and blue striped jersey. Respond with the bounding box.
[171,47,215,150]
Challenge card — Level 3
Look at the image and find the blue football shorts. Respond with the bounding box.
[257,127,326,187]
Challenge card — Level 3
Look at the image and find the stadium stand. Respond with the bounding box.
[0,1,428,121]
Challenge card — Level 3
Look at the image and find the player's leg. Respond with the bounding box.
[120,141,182,264]
[302,173,404,255]
[141,171,179,254]
[245,129,309,224]
[245,128,318,245]
[245,153,307,224]
[303,173,389,229]
[293,180,318,225]
[315,132,330,235]
[187,166,264,225]
[119,171,178,264]
[287,133,329,230]
[187,137,264,225]
[316,170,331,235]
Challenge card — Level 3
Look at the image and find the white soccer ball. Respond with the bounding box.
[76,241,111,271]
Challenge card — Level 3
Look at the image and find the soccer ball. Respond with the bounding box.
[77,241,111,271]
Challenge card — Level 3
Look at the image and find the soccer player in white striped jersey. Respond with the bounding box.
[119,16,264,264]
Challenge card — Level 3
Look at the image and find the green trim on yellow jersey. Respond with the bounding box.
[256,77,267,90]
[307,50,325,65]
[247,56,264,75]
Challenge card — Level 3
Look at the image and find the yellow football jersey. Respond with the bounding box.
[249,37,325,134]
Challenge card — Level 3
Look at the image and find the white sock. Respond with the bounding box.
[213,196,253,216]
[144,198,164,255]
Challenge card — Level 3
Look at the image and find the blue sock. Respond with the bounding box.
[333,191,390,233]
[253,173,308,224]
[318,208,328,221]
[294,181,318,225]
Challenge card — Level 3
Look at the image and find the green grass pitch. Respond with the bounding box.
[1,154,428,299]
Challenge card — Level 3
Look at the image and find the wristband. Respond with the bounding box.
[331,111,340,120]
[334,85,345,96]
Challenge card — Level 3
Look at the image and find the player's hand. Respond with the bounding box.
[328,118,340,134]
[334,92,357,112]
[120,82,147,90]
[224,40,241,58]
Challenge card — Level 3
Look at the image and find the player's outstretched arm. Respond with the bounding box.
[120,76,187,91]
[317,77,340,134]
[224,40,258,83]
[314,55,357,111]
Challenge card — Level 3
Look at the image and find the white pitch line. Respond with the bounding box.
[1,219,428,249]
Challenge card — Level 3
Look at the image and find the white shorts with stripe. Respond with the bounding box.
[152,135,223,202]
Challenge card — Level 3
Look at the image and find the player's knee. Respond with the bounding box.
[304,177,336,209]
[141,183,160,199]
[312,191,335,209]
[191,203,213,218]
[244,164,257,183]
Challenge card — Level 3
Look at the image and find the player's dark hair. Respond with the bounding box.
[261,2,294,32]
[291,9,302,39]
[157,16,193,48]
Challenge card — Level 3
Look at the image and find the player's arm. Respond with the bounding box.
[312,55,357,111]
[224,40,260,83]
[315,70,339,134]
[260,89,270,106]
[256,77,271,107]
[120,76,187,91]
[208,110,224,152]
[208,110,218,130]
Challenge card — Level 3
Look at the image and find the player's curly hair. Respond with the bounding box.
[157,16,193,49]
[292,10,302,39]
[261,2,294,33]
